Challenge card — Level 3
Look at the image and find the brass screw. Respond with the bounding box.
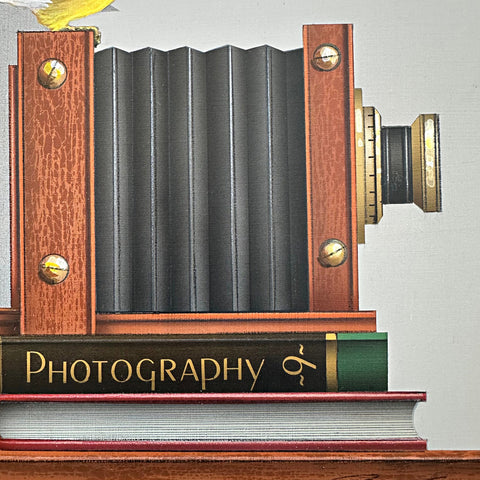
[318,239,348,268]
[38,59,67,89]
[38,254,69,284]
[311,44,341,71]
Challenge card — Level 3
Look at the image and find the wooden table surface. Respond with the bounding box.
[0,450,478,479]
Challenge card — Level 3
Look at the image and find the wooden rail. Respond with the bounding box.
[0,451,478,479]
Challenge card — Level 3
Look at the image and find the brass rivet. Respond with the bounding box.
[38,59,67,89]
[311,44,341,71]
[39,254,69,284]
[318,239,348,268]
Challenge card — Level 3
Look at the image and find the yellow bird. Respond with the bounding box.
[2,0,117,43]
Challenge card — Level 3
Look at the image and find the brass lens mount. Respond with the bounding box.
[355,89,441,243]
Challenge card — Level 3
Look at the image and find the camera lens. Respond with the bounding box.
[355,89,441,243]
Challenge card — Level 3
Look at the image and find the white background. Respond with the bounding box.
[0,0,479,449]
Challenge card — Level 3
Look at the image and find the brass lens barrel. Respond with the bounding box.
[355,89,441,244]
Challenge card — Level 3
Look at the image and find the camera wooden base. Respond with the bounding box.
[0,451,478,479]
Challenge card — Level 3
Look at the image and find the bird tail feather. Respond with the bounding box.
[35,0,115,30]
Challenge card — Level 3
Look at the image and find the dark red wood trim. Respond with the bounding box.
[96,311,376,334]
[0,439,427,453]
[0,451,478,480]
[0,309,376,335]
[0,392,426,403]
[303,25,358,312]
[0,450,478,463]
[8,65,19,312]
[16,34,25,332]
[0,309,19,335]
[17,31,96,334]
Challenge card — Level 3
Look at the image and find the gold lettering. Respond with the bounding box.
[160,359,176,382]
[26,351,46,383]
[223,358,242,381]
[282,356,317,376]
[70,359,91,384]
[48,360,67,384]
[201,358,220,390]
[180,359,199,382]
[111,359,133,383]
[137,358,156,391]
[245,359,264,391]
[92,360,108,383]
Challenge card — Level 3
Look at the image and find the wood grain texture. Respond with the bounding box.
[18,32,96,334]
[304,25,358,312]
[0,451,478,479]
[0,310,376,335]
[8,66,19,312]
[96,311,376,334]
[0,309,19,335]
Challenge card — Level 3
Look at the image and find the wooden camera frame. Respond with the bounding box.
[1,24,376,336]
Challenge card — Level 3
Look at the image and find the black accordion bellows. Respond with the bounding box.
[94,45,308,313]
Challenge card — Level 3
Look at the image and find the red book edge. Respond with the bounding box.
[0,439,427,452]
[0,392,427,404]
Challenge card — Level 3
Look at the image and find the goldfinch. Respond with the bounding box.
[1,0,116,32]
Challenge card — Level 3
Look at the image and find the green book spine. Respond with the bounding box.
[0,333,387,394]
[337,333,388,391]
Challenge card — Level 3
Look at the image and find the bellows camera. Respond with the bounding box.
[5,24,440,334]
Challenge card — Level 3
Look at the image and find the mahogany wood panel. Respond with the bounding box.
[8,66,19,312]
[17,32,96,334]
[96,311,376,334]
[0,451,478,479]
[0,310,376,335]
[304,25,358,312]
[0,309,19,335]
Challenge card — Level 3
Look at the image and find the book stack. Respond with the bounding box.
[0,334,425,451]
[0,24,432,452]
